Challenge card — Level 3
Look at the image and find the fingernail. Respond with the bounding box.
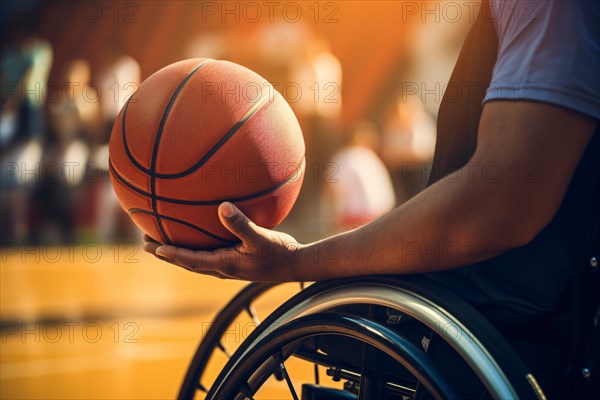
[155,246,166,256]
[220,202,235,218]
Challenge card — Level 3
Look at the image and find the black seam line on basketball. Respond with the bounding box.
[150,61,214,245]
[109,157,304,205]
[127,208,236,244]
[151,90,272,179]
[120,98,150,175]
[120,59,214,176]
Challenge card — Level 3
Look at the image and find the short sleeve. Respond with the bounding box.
[484,0,600,120]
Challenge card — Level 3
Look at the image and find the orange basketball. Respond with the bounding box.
[108,59,305,249]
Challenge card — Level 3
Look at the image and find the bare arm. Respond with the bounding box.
[144,101,596,281]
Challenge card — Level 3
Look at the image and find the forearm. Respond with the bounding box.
[293,172,514,281]
[292,102,598,282]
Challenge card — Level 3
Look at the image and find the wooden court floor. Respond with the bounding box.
[0,245,324,399]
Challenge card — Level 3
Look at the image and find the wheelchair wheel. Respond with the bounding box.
[178,282,306,399]
[209,312,462,399]
[206,276,547,400]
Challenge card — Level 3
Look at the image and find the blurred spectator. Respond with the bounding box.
[0,27,52,244]
[1,28,52,146]
[97,53,141,132]
[381,96,436,203]
[31,59,98,243]
[93,53,142,242]
[184,32,230,60]
[324,121,395,232]
[288,36,344,238]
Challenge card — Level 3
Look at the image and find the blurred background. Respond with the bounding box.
[1,1,475,398]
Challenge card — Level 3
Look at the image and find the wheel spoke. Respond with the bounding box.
[240,383,255,400]
[422,330,434,354]
[246,305,261,326]
[217,341,232,358]
[358,341,369,400]
[275,352,299,400]
[421,336,430,353]
[358,305,377,400]
[177,282,280,400]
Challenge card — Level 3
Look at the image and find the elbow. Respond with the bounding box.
[471,201,557,252]
[506,218,547,249]
[511,200,560,248]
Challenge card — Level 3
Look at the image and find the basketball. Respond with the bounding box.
[108,58,305,250]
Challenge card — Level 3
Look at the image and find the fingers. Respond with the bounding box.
[164,259,231,279]
[142,234,158,244]
[142,234,161,256]
[142,234,164,257]
[218,202,262,244]
[142,240,175,263]
[142,231,242,280]
[155,245,198,265]
[143,239,160,254]
[155,245,222,271]
[150,245,236,279]
[159,256,231,279]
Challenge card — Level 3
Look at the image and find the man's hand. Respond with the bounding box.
[142,202,303,281]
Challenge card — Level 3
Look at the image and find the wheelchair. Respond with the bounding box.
[177,259,599,399]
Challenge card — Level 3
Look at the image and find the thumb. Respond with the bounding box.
[218,202,263,244]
